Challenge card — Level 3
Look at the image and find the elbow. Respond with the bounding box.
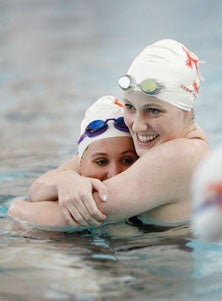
[8,199,23,219]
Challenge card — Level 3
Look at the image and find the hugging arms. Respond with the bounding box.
[9,39,209,229]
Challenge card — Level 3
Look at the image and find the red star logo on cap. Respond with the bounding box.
[182,46,198,70]
[113,98,123,107]
[193,81,199,94]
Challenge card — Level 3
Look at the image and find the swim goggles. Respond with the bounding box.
[118,74,166,95]
[78,117,129,144]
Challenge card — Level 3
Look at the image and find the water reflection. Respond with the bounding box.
[0,218,193,300]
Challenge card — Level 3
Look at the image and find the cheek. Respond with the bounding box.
[81,162,104,179]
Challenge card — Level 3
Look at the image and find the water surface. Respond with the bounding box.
[1,1,222,300]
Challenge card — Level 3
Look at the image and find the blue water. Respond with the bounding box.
[1,0,222,300]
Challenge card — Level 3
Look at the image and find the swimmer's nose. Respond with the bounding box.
[132,112,148,132]
[106,162,122,179]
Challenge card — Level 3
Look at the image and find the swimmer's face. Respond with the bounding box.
[80,137,138,180]
[123,91,191,157]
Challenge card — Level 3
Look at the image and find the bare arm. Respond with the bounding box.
[27,155,107,226]
[28,156,80,202]
[8,199,73,227]
[26,134,208,226]
[95,138,209,223]
[9,138,208,228]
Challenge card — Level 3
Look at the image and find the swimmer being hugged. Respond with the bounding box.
[8,96,138,226]
[10,39,209,229]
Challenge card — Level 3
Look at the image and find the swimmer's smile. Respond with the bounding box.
[137,133,159,143]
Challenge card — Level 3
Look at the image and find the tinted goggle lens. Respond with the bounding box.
[140,79,164,95]
[78,117,129,144]
[118,76,131,90]
[114,117,129,130]
[86,119,107,133]
[86,117,127,133]
[118,75,165,95]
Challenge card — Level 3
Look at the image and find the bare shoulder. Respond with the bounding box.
[145,124,209,167]
[186,123,208,143]
[180,123,209,158]
[154,123,209,161]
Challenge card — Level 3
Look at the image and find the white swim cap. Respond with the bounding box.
[192,147,222,241]
[124,39,202,111]
[78,96,130,160]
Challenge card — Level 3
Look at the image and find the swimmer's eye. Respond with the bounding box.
[124,103,135,112]
[147,107,161,116]
[95,159,108,166]
[121,157,137,165]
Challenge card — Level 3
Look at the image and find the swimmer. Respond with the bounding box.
[192,146,222,241]
[8,96,138,227]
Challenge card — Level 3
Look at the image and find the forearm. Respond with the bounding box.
[8,199,80,227]
[93,172,141,223]
[28,169,63,202]
[95,139,209,223]
[28,155,81,202]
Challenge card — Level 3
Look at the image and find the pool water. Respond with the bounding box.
[1,1,222,300]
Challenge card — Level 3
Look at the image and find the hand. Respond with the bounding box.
[56,170,107,227]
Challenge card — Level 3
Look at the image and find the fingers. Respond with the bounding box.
[60,194,106,227]
[61,207,82,227]
[91,179,108,202]
[57,176,108,227]
[81,193,107,221]
[62,207,103,227]
[61,204,90,227]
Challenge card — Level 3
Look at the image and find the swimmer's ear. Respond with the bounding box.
[183,109,195,120]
